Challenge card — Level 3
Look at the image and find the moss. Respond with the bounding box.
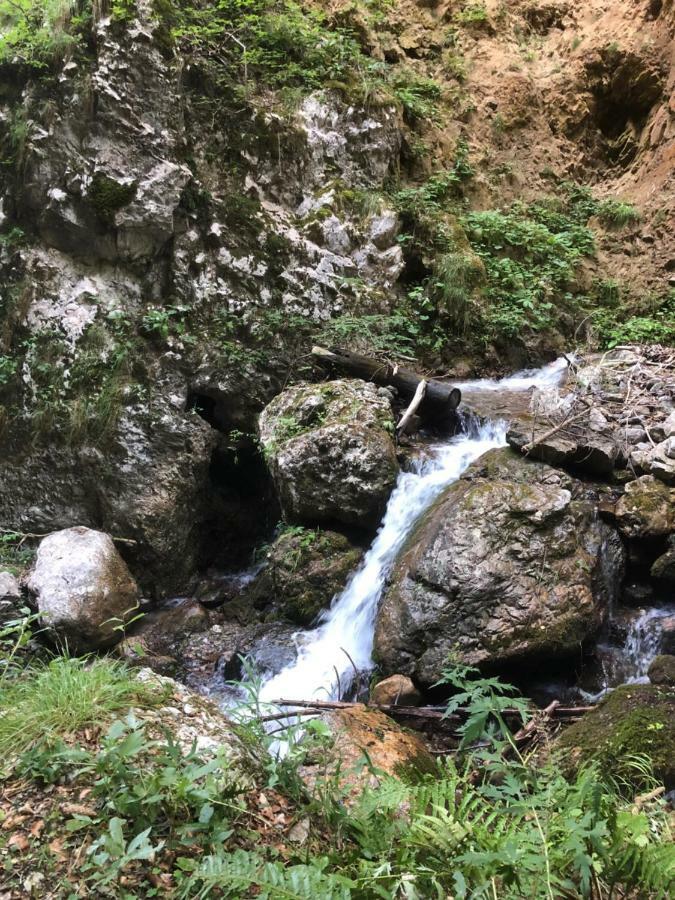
[557,684,675,788]
[88,173,137,225]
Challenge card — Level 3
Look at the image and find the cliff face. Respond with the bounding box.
[0,0,672,593]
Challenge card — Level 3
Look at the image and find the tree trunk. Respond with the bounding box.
[312,346,461,418]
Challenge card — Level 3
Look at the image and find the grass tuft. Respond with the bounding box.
[0,656,163,761]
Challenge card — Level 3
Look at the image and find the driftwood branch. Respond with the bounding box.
[312,346,461,418]
[397,379,427,436]
[271,698,593,723]
[521,409,589,454]
[0,528,137,547]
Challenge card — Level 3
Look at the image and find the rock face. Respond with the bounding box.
[259,380,398,529]
[557,684,675,788]
[374,448,624,685]
[25,527,140,653]
[0,571,22,625]
[609,475,675,539]
[245,528,363,625]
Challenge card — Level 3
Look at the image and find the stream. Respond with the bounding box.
[258,357,579,705]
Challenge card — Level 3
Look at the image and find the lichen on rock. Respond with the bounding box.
[374,447,624,685]
[259,379,399,529]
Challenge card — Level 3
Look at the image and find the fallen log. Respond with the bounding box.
[312,346,461,417]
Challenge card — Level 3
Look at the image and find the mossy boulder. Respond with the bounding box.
[374,448,625,685]
[247,527,363,625]
[556,684,675,787]
[259,379,398,529]
[611,475,675,539]
[648,654,675,686]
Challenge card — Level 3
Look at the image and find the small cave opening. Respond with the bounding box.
[197,433,280,575]
[187,389,232,433]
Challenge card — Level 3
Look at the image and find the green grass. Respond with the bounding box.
[0,656,163,760]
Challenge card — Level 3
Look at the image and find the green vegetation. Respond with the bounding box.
[0,0,86,69]
[88,174,137,226]
[2,653,674,896]
[14,313,143,445]
[0,656,163,762]
[462,201,593,337]
[0,531,35,576]
[591,290,675,349]
[596,199,640,229]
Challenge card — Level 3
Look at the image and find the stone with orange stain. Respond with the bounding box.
[300,705,435,799]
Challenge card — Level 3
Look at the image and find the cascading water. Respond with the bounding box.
[258,358,572,705]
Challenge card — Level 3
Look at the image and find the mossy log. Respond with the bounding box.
[312,346,461,419]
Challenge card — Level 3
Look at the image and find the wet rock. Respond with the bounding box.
[370,674,422,706]
[556,684,675,788]
[659,616,675,655]
[374,448,624,685]
[507,427,618,475]
[259,379,398,529]
[301,705,434,799]
[608,475,675,539]
[648,654,675,686]
[25,527,139,652]
[245,528,363,625]
[631,438,675,485]
[651,545,675,583]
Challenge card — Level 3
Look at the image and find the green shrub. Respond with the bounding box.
[596,199,640,229]
[0,0,85,69]
[0,656,162,761]
[462,203,593,337]
[591,292,675,348]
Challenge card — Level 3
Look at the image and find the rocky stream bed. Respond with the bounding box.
[5,346,675,787]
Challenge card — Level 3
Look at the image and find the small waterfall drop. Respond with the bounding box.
[258,358,571,704]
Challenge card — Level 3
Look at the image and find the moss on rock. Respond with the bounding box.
[88,173,137,225]
[556,684,675,788]
[247,527,363,625]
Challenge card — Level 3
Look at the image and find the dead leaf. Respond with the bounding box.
[7,833,29,852]
[29,820,44,838]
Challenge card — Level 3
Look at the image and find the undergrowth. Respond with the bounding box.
[1,650,673,897]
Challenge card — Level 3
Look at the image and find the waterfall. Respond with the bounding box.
[258,358,571,704]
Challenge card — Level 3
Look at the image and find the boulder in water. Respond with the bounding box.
[25,527,140,653]
[374,448,624,685]
[648,654,675,686]
[556,684,675,788]
[244,527,363,625]
[259,379,398,529]
[370,674,422,706]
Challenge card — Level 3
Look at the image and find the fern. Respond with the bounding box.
[178,849,354,899]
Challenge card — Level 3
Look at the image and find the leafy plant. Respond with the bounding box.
[596,199,640,229]
[0,0,84,69]
[0,656,163,761]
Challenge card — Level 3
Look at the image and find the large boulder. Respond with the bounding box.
[556,684,675,788]
[374,448,624,685]
[25,527,140,653]
[259,380,398,529]
[245,527,363,625]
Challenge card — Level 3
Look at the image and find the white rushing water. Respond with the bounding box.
[258,358,571,704]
